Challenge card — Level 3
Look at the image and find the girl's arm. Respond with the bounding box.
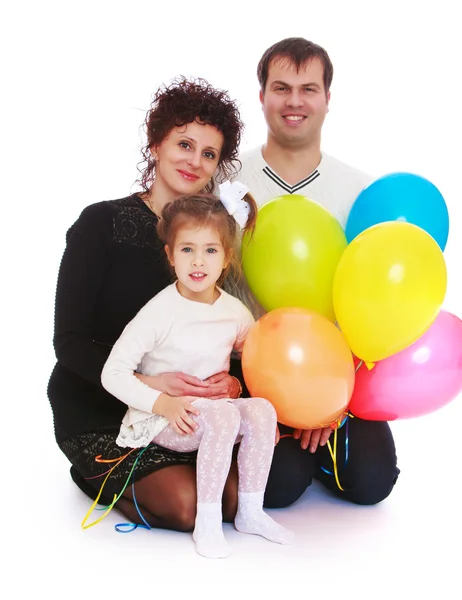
[101,300,163,413]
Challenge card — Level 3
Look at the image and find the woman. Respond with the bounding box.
[48,76,313,532]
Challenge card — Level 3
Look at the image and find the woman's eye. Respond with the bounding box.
[179,141,190,149]
[204,151,216,160]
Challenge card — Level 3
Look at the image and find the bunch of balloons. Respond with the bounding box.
[241,172,461,428]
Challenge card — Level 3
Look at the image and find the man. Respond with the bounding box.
[237,37,399,508]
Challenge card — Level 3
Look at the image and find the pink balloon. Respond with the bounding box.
[349,310,462,420]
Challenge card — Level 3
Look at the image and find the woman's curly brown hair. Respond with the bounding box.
[136,77,243,194]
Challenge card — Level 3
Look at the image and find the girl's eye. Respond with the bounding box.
[206,248,217,254]
[181,247,192,253]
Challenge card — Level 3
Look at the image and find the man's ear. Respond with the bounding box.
[165,245,174,266]
[326,90,331,112]
[259,89,264,106]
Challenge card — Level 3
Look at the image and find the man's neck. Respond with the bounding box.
[262,136,322,186]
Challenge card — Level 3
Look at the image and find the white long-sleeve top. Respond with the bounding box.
[101,282,255,446]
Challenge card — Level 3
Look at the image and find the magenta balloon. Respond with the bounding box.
[349,310,462,420]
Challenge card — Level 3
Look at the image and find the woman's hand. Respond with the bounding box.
[154,393,200,435]
[205,372,241,399]
[293,426,333,452]
[135,371,240,399]
[136,372,212,397]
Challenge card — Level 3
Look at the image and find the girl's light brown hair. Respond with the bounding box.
[157,192,257,285]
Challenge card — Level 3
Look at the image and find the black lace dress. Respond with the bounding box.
[47,195,197,503]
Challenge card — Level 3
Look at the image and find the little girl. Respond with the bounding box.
[101,181,294,558]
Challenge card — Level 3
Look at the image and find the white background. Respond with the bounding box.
[2,1,461,598]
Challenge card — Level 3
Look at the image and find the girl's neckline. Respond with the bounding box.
[173,281,224,307]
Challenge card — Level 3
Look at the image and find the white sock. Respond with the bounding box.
[234,491,294,545]
[192,502,229,559]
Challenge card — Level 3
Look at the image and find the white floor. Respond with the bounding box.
[9,393,461,600]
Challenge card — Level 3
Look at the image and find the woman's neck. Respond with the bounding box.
[144,182,178,217]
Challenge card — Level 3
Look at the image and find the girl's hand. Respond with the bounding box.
[154,393,200,435]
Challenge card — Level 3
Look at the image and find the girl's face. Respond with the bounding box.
[166,223,230,304]
[153,121,223,202]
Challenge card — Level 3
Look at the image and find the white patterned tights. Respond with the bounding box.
[153,397,294,558]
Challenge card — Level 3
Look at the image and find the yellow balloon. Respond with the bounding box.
[333,222,447,363]
[242,195,347,322]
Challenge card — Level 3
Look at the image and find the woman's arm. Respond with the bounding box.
[53,203,114,386]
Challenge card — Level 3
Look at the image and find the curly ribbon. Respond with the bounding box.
[81,446,154,532]
[81,449,137,530]
[279,411,352,492]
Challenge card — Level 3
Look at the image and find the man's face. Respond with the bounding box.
[260,57,330,149]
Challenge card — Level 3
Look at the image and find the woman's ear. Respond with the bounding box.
[150,146,158,161]
[165,245,174,266]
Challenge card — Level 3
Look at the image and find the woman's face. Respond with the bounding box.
[153,121,224,199]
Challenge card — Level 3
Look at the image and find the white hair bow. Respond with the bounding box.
[218,181,251,229]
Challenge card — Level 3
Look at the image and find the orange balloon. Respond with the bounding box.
[242,307,355,429]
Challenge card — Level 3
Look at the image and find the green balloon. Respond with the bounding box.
[242,195,347,321]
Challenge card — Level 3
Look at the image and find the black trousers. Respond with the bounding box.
[229,360,400,508]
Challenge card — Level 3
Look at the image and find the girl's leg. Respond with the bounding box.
[232,398,294,544]
[153,399,241,558]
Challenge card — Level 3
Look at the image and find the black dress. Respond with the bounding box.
[48,195,198,503]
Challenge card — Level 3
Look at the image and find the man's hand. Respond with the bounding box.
[275,425,280,446]
[293,426,333,452]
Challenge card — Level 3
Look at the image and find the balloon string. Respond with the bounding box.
[326,416,344,491]
[81,448,137,530]
[320,413,353,490]
[355,360,363,372]
[81,446,154,532]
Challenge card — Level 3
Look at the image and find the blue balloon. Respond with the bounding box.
[345,172,449,250]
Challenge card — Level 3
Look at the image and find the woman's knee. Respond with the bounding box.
[129,466,198,531]
[167,494,197,531]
